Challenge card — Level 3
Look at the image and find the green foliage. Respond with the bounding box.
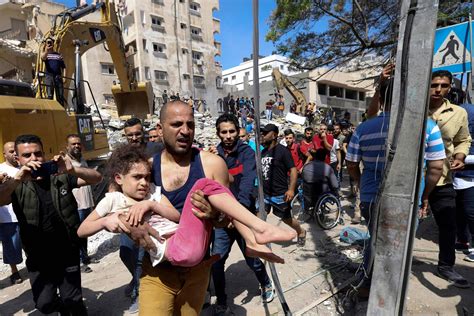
[266,0,472,70]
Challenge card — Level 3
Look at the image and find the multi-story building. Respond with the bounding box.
[222,54,299,91]
[118,0,222,113]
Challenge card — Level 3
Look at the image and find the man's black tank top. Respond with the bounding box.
[152,148,206,213]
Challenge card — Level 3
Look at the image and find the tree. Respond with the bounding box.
[266,0,471,71]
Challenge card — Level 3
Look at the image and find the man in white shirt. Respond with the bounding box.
[0,141,23,284]
[66,134,98,272]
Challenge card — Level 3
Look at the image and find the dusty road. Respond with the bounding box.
[1,184,474,315]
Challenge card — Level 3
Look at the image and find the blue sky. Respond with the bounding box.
[53,0,278,69]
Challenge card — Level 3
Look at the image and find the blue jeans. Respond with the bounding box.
[455,185,474,245]
[0,222,23,264]
[211,227,271,305]
[120,234,144,300]
[78,208,92,263]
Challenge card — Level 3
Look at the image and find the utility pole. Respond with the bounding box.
[252,0,291,314]
[367,0,439,314]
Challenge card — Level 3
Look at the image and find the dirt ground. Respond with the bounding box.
[1,180,474,315]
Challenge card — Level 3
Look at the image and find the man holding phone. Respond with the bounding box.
[41,37,66,106]
[0,134,102,315]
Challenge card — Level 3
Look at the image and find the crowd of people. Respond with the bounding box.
[1,65,474,316]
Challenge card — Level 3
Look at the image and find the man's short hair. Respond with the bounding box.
[304,127,313,133]
[159,100,190,122]
[124,117,142,129]
[334,123,341,129]
[432,70,453,84]
[216,113,240,131]
[15,134,43,151]
[319,122,327,127]
[284,129,295,137]
[311,148,327,161]
[66,134,80,141]
[148,128,157,132]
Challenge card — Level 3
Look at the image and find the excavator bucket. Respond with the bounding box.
[112,81,153,119]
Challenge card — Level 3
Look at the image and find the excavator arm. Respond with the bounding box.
[35,0,152,118]
[272,67,307,114]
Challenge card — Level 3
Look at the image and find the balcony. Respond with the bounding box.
[214,40,221,56]
[191,33,203,42]
[153,51,167,59]
[212,17,220,34]
[151,24,166,33]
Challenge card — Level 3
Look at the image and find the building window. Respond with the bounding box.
[329,86,343,98]
[182,48,188,54]
[192,50,202,61]
[189,2,201,16]
[244,71,250,77]
[318,83,327,95]
[183,74,190,79]
[280,65,284,70]
[223,78,228,83]
[359,91,366,101]
[193,75,205,88]
[153,43,166,53]
[231,75,236,80]
[261,64,272,72]
[190,26,202,41]
[101,63,115,75]
[134,67,140,81]
[345,89,358,100]
[154,70,168,82]
[142,39,147,52]
[151,0,164,5]
[144,67,151,80]
[216,76,222,89]
[180,23,187,29]
[150,15,165,32]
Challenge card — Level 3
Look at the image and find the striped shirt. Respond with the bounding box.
[346,113,390,203]
[346,113,445,203]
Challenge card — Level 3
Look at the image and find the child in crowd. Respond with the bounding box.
[78,144,295,267]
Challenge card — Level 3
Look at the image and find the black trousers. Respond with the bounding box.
[429,184,457,267]
[28,246,87,315]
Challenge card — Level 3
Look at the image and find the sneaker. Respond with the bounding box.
[261,281,275,303]
[10,272,23,285]
[128,298,139,314]
[455,242,473,255]
[464,252,474,262]
[436,266,470,288]
[213,304,230,316]
[80,264,92,273]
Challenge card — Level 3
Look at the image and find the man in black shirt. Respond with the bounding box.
[0,134,102,315]
[41,37,66,106]
[261,124,306,246]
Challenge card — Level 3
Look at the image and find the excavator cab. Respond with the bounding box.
[112,81,154,119]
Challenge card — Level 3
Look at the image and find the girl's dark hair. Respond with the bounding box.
[106,144,150,191]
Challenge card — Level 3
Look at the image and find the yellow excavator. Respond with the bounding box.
[271,67,308,114]
[0,0,152,162]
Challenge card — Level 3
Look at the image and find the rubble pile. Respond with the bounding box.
[89,105,308,151]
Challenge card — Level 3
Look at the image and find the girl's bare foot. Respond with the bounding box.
[253,222,297,245]
[245,243,285,264]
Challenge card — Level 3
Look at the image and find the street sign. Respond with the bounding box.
[433,21,471,74]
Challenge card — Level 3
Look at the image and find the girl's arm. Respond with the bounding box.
[77,210,129,238]
[126,196,181,226]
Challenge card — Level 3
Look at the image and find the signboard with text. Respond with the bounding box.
[76,115,94,151]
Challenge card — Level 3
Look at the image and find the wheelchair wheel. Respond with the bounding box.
[290,193,304,220]
[315,193,342,230]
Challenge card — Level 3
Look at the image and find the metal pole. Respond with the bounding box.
[367,0,439,314]
[468,13,473,101]
[73,39,86,114]
[252,0,291,314]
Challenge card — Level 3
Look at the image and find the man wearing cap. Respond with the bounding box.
[260,124,306,246]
